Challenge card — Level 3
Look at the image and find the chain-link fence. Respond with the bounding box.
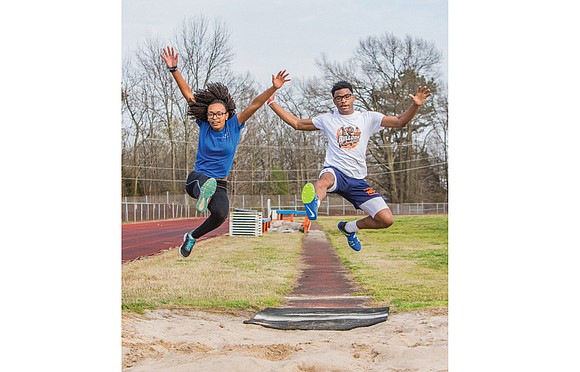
[122,193,447,223]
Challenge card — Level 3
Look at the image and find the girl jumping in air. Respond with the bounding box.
[161,46,290,257]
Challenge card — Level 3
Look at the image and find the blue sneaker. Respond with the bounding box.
[179,231,196,257]
[196,178,217,213]
[337,221,361,251]
[302,183,319,220]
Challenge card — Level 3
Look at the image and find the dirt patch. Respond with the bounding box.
[122,309,448,371]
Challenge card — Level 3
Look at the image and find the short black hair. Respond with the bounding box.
[331,81,353,97]
[188,82,236,122]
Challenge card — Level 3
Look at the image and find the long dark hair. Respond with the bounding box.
[188,82,236,122]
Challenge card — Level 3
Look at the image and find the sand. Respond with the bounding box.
[122,307,447,371]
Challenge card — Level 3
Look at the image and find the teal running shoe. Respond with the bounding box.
[337,221,361,251]
[179,231,196,257]
[196,178,217,213]
[302,183,319,220]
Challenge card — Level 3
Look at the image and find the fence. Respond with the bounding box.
[122,192,447,223]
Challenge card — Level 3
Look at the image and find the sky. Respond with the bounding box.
[122,0,448,84]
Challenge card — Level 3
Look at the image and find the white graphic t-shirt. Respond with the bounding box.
[312,111,384,179]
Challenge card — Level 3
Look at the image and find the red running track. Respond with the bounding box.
[122,218,229,263]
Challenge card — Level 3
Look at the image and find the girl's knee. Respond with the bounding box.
[211,207,228,223]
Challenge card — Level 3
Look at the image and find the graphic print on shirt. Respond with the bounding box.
[336,124,361,150]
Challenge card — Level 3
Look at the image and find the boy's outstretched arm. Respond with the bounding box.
[268,95,318,131]
[381,85,431,128]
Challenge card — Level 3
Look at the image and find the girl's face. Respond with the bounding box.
[207,103,229,131]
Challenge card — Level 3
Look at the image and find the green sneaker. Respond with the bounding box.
[196,178,217,212]
[302,183,319,220]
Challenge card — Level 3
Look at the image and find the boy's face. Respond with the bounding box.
[333,88,355,115]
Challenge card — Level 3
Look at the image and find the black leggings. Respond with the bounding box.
[185,171,229,239]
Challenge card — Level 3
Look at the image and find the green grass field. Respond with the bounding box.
[317,215,448,311]
[122,232,304,313]
[122,215,447,313]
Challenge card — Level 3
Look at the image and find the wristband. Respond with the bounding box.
[267,99,275,105]
[168,66,177,72]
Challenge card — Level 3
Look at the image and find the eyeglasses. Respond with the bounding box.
[333,93,353,102]
[208,112,226,119]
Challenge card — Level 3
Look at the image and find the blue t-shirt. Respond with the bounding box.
[194,114,245,178]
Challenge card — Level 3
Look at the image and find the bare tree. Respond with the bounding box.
[269,78,329,192]
[423,84,448,199]
[122,55,164,196]
[122,24,447,203]
[122,15,237,196]
[172,15,236,178]
[316,33,445,202]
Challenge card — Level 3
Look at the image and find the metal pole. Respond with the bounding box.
[145,196,149,221]
[124,197,128,222]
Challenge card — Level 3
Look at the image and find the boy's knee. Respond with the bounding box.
[381,217,394,228]
[375,210,394,228]
[316,173,335,190]
[384,217,394,228]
